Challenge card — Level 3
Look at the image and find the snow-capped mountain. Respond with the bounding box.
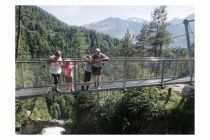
[83,13,194,48]
[126,17,148,23]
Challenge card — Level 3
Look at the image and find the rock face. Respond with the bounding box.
[168,84,185,93]
[181,84,194,95]
[21,120,44,134]
[21,120,64,134]
[167,84,194,95]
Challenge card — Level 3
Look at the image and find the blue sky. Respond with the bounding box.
[39,5,194,26]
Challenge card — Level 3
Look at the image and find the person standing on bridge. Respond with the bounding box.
[63,59,75,92]
[92,48,109,89]
[47,51,63,92]
[81,55,92,91]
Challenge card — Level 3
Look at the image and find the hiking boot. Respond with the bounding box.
[97,83,101,90]
[81,85,84,91]
[86,85,90,90]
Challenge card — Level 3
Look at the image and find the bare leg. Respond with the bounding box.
[96,75,98,84]
[98,75,101,83]
[53,84,57,90]
[96,75,101,89]
[86,83,90,90]
[93,75,97,88]
[71,82,74,91]
[68,82,72,92]
[66,85,68,91]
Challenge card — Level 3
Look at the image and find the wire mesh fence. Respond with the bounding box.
[16,58,194,97]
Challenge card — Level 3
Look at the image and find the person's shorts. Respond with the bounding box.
[84,71,91,82]
[92,67,102,76]
[66,76,73,83]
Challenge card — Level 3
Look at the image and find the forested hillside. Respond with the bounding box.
[15,6,121,60]
[16,6,191,60]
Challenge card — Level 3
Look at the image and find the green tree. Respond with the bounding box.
[16,6,121,60]
[72,29,89,58]
[136,23,150,56]
[148,6,172,57]
[30,98,52,120]
[121,29,134,57]
[50,103,61,119]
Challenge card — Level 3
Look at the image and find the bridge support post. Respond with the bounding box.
[35,63,38,87]
[20,63,25,88]
[73,61,77,91]
[183,19,194,84]
[123,61,127,90]
[190,59,194,84]
[160,60,165,88]
[173,60,177,78]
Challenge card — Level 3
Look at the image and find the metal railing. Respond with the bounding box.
[16,58,194,92]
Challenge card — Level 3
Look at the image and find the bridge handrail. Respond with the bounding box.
[16,57,194,63]
[16,57,194,99]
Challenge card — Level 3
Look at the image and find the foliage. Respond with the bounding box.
[16,86,194,134]
[136,6,172,57]
[166,92,194,134]
[45,95,76,120]
[63,119,77,134]
[65,87,194,134]
[121,29,135,57]
[16,6,122,60]
[16,95,77,133]
[30,97,52,120]
[16,5,191,60]
[15,98,51,128]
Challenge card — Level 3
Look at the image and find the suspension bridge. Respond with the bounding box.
[16,57,194,100]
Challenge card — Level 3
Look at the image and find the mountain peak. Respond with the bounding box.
[83,13,194,44]
[126,17,146,23]
[169,17,183,24]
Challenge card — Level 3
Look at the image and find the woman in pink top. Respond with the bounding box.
[63,59,75,92]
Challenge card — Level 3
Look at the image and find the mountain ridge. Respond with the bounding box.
[83,13,194,47]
